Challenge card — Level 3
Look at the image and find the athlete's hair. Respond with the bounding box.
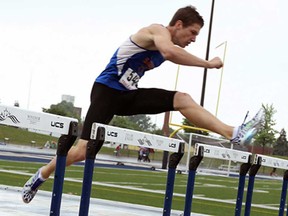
[169,5,204,28]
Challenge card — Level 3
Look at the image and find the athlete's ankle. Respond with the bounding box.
[231,126,240,140]
[39,167,49,180]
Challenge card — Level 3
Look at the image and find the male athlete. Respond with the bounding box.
[22,5,264,203]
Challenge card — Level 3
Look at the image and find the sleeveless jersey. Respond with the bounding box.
[95,37,165,91]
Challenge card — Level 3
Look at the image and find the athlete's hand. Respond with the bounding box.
[207,57,223,69]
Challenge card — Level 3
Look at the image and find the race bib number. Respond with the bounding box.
[119,68,140,90]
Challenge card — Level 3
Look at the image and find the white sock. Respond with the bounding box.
[232,126,239,139]
[38,168,47,181]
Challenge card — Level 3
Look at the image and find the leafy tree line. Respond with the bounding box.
[250,103,288,156]
[43,101,288,156]
[273,129,288,156]
[110,115,163,134]
[43,101,81,121]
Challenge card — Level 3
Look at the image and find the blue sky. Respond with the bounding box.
[0,0,287,133]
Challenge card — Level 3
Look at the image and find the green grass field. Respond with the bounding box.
[0,125,57,146]
[0,159,284,216]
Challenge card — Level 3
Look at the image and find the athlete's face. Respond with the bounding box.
[172,22,202,48]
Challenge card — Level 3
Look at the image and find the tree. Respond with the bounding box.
[253,104,277,151]
[43,101,81,121]
[181,118,209,135]
[110,114,160,134]
[273,129,288,156]
[127,114,158,132]
[110,116,141,131]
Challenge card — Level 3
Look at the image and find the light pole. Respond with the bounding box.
[27,70,33,109]
[200,0,215,107]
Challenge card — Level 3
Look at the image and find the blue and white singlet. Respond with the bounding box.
[95,37,165,91]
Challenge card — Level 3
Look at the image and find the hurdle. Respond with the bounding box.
[0,104,78,216]
[244,154,288,216]
[182,143,252,216]
[77,123,185,216]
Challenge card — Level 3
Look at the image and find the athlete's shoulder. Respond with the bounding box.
[132,24,168,49]
[140,24,167,33]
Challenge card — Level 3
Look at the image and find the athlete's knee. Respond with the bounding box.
[174,91,196,110]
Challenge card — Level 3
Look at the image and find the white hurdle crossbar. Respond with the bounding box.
[91,123,184,153]
[254,154,288,169]
[195,143,252,163]
[0,104,78,135]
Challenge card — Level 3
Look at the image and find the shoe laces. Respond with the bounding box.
[242,109,264,131]
[239,111,250,130]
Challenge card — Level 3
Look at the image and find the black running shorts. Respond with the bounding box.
[80,82,176,140]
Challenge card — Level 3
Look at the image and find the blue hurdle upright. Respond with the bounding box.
[183,145,204,216]
[244,156,261,216]
[183,143,252,216]
[78,127,105,216]
[163,150,184,216]
[279,170,288,216]
[50,121,78,216]
[234,156,252,216]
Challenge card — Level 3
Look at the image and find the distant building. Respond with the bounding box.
[73,106,82,119]
[61,94,82,120]
[61,95,75,104]
[14,100,19,107]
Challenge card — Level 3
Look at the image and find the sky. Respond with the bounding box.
[0,0,287,134]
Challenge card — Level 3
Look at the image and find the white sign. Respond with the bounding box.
[195,143,251,163]
[91,123,183,153]
[0,105,78,135]
[254,154,288,169]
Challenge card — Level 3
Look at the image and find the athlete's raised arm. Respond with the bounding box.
[149,23,223,69]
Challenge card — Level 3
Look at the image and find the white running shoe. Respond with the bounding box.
[231,108,265,145]
[22,169,46,203]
